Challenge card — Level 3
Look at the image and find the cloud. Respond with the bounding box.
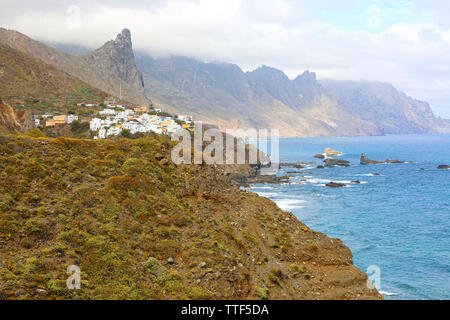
[0,0,449,117]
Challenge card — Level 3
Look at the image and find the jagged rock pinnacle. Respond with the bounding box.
[85,28,145,94]
[115,28,132,46]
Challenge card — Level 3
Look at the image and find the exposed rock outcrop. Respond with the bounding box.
[0,98,33,133]
[360,153,414,165]
[326,182,346,188]
[84,29,145,94]
[437,165,450,169]
[324,158,351,167]
[280,162,313,169]
[360,153,384,165]
[324,148,343,157]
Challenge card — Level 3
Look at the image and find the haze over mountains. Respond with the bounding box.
[1,27,449,137]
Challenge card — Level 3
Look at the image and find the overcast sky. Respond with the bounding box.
[1,0,450,117]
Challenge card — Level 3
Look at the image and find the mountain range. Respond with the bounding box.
[0,27,449,137]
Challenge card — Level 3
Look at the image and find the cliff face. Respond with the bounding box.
[136,54,382,137]
[320,80,450,134]
[0,98,33,134]
[137,52,450,137]
[84,29,145,96]
[0,134,381,300]
[0,28,149,105]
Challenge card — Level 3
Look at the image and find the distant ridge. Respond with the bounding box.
[136,52,450,137]
[0,28,150,106]
[320,79,450,134]
[0,42,108,106]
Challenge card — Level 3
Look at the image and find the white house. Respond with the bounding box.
[89,118,103,131]
[177,115,193,123]
[67,115,79,124]
[99,109,116,116]
[107,126,122,137]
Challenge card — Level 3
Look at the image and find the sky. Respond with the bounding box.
[1,0,450,118]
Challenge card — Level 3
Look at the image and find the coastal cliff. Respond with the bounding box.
[0,134,382,300]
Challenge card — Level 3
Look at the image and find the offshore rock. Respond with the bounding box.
[324,158,351,167]
[324,148,343,157]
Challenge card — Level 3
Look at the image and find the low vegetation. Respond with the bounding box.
[0,133,382,300]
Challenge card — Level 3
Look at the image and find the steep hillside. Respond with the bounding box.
[0,28,149,106]
[0,98,33,134]
[0,134,381,300]
[320,80,450,134]
[136,54,381,137]
[0,43,108,107]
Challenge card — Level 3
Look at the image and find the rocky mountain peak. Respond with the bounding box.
[248,65,289,81]
[85,28,145,94]
[294,70,317,84]
[116,28,131,44]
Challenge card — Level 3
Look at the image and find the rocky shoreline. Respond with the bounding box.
[237,146,423,189]
[0,134,383,300]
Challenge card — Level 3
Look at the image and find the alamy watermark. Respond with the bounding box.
[366,5,382,30]
[66,265,81,290]
[66,5,81,30]
[366,265,381,291]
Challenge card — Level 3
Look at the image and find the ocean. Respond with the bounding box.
[248,134,450,300]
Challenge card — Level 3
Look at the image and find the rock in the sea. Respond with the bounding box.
[314,154,325,159]
[317,165,325,169]
[324,158,351,167]
[361,153,414,165]
[437,165,450,169]
[351,181,361,184]
[385,159,415,164]
[324,148,343,157]
[360,153,384,165]
[280,162,312,169]
[326,182,346,188]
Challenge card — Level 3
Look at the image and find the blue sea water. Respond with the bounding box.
[248,134,450,300]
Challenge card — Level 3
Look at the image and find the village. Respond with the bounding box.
[32,99,194,139]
